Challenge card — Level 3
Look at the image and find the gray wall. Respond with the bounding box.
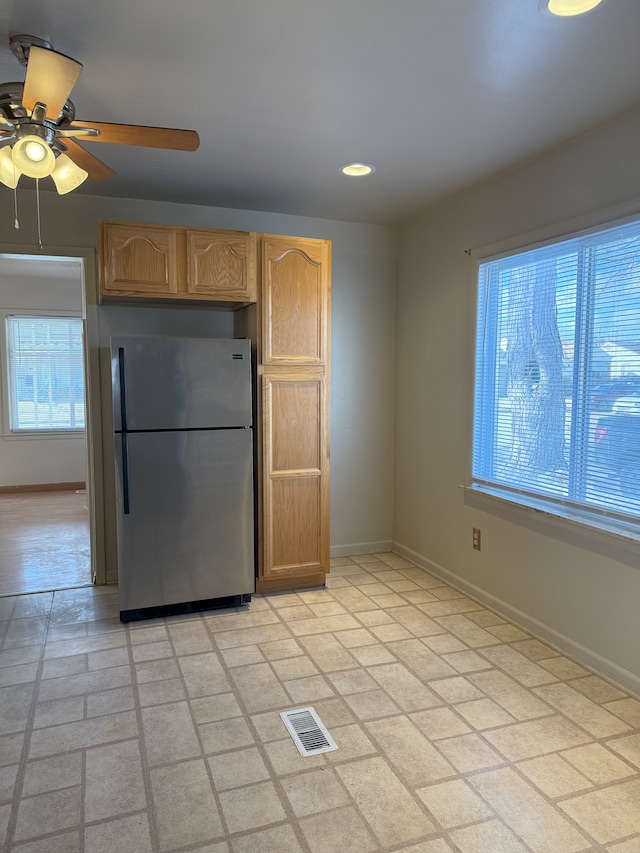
[0,191,398,581]
[395,105,640,693]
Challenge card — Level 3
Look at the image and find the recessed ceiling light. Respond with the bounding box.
[540,0,607,16]
[340,163,376,177]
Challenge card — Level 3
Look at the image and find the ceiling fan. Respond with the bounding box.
[0,34,200,194]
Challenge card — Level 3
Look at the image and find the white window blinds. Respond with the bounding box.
[473,218,640,528]
[6,315,85,432]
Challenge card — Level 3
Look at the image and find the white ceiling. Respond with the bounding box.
[1,0,639,225]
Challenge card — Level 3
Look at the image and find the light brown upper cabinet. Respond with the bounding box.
[99,220,257,304]
[257,235,331,591]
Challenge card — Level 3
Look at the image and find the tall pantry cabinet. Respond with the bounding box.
[257,235,331,592]
[99,220,330,593]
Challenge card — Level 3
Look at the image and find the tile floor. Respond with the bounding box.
[0,552,639,852]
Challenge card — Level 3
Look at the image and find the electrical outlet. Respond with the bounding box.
[473,527,481,551]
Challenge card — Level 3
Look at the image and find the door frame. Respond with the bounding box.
[0,243,106,585]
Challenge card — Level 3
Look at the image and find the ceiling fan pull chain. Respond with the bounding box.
[35,178,43,250]
[13,182,19,230]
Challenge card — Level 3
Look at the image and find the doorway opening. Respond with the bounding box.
[0,250,104,596]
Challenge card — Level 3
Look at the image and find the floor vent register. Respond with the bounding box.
[280,706,339,756]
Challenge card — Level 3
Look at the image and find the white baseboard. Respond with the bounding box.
[393,541,640,699]
[331,540,393,557]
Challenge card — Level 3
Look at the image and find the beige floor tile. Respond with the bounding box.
[448,818,530,852]
[435,733,505,772]
[336,756,436,846]
[137,677,186,707]
[178,652,231,698]
[421,634,468,654]
[509,638,559,660]
[350,644,397,666]
[231,823,303,853]
[251,710,292,743]
[263,737,327,775]
[325,722,377,762]
[416,778,494,828]
[327,668,379,695]
[199,717,255,754]
[470,766,590,853]
[468,670,553,720]
[366,715,457,786]
[605,697,640,728]
[354,609,396,627]
[454,698,516,730]
[487,624,530,642]
[14,785,82,840]
[85,738,146,821]
[330,588,378,611]
[419,599,483,617]
[281,767,351,816]
[285,674,336,703]
[368,623,415,642]
[534,683,632,738]
[270,656,318,680]
[86,685,135,717]
[219,646,265,668]
[516,753,593,797]
[288,615,362,636]
[562,742,637,784]
[167,621,215,655]
[213,623,291,650]
[569,674,627,703]
[33,696,84,729]
[28,710,138,759]
[368,662,441,711]
[479,646,559,687]
[368,592,409,608]
[88,646,130,670]
[343,688,402,721]
[429,676,485,704]
[11,829,82,852]
[309,696,358,728]
[219,780,287,833]
[258,638,304,660]
[441,650,493,673]
[608,732,640,769]
[299,805,377,853]
[230,662,291,712]
[308,602,348,617]
[208,609,280,632]
[0,731,25,766]
[482,715,591,762]
[208,746,270,790]
[41,655,86,680]
[134,658,180,684]
[559,779,640,844]
[386,579,423,592]
[298,635,357,672]
[399,590,440,605]
[386,606,445,638]
[537,655,590,680]
[0,763,18,801]
[190,692,244,724]
[606,839,640,852]
[151,759,224,850]
[387,639,457,680]
[333,628,377,648]
[394,840,456,853]
[84,813,153,853]
[277,605,317,622]
[37,666,131,702]
[22,751,82,796]
[409,707,472,740]
[141,701,201,766]
[461,608,506,627]
[131,639,174,662]
[128,624,168,645]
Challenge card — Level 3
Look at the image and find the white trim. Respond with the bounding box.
[392,540,640,698]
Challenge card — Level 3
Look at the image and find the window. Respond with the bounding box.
[5,315,85,432]
[473,217,640,533]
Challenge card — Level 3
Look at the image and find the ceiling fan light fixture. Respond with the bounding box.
[541,0,607,16]
[0,146,21,189]
[340,162,376,177]
[50,152,88,194]
[12,134,55,178]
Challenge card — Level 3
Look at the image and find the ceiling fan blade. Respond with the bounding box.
[69,120,200,151]
[22,45,83,119]
[64,138,115,180]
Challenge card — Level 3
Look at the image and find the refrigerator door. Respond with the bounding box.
[111,336,252,431]
[115,428,255,612]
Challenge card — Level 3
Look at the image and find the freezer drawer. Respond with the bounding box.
[115,428,255,613]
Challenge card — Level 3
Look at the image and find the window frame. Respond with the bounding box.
[471,212,640,544]
[2,309,85,438]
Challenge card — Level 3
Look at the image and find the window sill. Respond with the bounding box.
[462,483,640,554]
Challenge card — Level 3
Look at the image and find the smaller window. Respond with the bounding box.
[6,315,85,433]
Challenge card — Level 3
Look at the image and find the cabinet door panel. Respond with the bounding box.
[187,230,257,301]
[103,225,178,296]
[262,372,329,578]
[262,238,329,365]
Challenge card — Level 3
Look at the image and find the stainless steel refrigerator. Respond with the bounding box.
[110,335,255,621]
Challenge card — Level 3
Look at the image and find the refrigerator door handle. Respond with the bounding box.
[121,432,131,515]
[118,347,128,432]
